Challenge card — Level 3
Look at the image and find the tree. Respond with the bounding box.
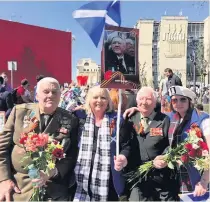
[138,62,154,88]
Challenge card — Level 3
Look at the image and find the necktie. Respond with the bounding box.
[142,117,149,130]
[118,58,126,73]
[42,115,50,131]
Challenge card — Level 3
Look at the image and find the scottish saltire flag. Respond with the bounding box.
[180,192,210,202]
[72,0,121,47]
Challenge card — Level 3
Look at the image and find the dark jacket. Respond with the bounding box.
[105,50,135,75]
[166,74,182,90]
[0,86,14,119]
[0,103,79,201]
[126,111,180,201]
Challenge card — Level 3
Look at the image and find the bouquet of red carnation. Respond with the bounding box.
[19,132,65,201]
[127,123,209,186]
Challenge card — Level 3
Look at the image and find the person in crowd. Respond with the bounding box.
[161,95,172,114]
[157,86,209,197]
[124,86,180,201]
[34,74,45,102]
[202,90,209,104]
[109,88,128,113]
[105,35,135,75]
[0,72,13,92]
[73,86,133,201]
[124,89,137,109]
[0,77,79,201]
[125,38,135,57]
[16,79,33,104]
[164,68,182,92]
[0,76,14,119]
[159,75,168,97]
[196,103,204,112]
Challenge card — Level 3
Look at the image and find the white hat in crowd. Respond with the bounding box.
[169,86,196,102]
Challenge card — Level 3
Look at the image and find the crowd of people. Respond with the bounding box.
[0,71,209,201]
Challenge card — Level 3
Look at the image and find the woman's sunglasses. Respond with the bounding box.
[171,97,188,104]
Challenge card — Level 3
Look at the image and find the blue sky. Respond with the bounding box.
[0,1,209,80]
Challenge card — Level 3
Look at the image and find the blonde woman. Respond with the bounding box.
[74,86,133,201]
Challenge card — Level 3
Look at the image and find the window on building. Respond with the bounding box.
[84,62,89,66]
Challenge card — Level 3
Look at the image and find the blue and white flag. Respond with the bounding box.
[72,0,121,47]
[180,192,210,202]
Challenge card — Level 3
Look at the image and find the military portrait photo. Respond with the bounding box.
[104,30,136,75]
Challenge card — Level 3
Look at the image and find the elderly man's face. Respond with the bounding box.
[36,82,61,114]
[111,37,125,55]
[137,91,156,116]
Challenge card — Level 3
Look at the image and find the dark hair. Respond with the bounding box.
[36,75,45,82]
[0,76,4,85]
[171,108,194,147]
[164,68,173,73]
[196,104,204,111]
[21,79,29,86]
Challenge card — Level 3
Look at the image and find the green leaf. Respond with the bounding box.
[168,161,174,169]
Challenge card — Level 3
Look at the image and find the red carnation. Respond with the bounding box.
[19,136,27,145]
[198,141,209,151]
[188,149,196,158]
[52,148,64,159]
[104,70,113,80]
[184,143,193,151]
[191,123,199,128]
[196,149,202,157]
[181,154,189,163]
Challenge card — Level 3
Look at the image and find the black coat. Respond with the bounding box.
[0,87,14,119]
[105,50,135,75]
[126,111,180,201]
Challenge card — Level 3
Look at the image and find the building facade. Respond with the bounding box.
[0,19,72,88]
[76,58,101,86]
[135,16,210,88]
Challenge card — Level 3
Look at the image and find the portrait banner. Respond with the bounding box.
[101,25,140,89]
[0,111,5,133]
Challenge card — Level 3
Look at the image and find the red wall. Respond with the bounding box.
[0,19,72,89]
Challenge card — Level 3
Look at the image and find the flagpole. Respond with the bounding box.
[116,89,122,156]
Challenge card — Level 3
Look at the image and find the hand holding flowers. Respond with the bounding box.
[127,123,209,192]
[19,132,65,201]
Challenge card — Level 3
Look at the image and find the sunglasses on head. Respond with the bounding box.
[171,97,188,104]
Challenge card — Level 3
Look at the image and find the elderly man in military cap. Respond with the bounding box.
[0,77,79,201]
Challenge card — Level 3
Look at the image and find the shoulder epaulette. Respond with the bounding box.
[16,103,36,110]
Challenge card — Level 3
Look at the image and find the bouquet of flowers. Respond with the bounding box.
[19,132,65,201]
[127,123,209,187]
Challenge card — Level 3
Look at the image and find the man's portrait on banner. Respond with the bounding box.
[104,30,136,75]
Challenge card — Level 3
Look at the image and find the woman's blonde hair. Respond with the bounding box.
[85,86,113,114]
[109,89,127,112]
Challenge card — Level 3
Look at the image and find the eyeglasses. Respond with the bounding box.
[171,97,188,104]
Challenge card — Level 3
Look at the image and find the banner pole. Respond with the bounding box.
[116,89,122,156]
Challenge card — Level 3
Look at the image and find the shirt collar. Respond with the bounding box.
[117,55,124,60]
[140,110,156,121]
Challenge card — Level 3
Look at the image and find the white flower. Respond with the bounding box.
[189,130,196,136]
[192,144,199,149]
[202,150,209,157]
[194,163,201,171]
